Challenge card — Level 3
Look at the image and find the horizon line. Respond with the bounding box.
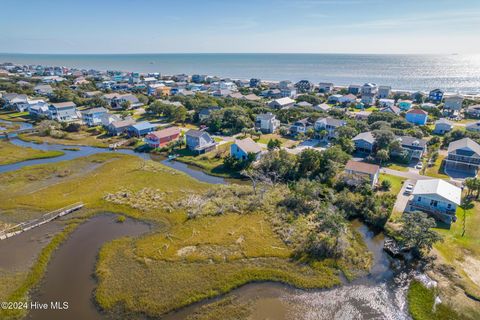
[0,52,469,56]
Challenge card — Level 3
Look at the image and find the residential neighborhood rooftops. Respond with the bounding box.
[353,131,375,144]
[407,109,428,115]
[111,119,135,128]
[50,101,76,109]
[82,107,108,115]
[412,179,461,205]
[397,136,426,148]
[148,126,180,139]
[345,160,380,175]
[447,137,480,155]
[234,137,263,154]
[131,121,155,131]
[186,129,207,138]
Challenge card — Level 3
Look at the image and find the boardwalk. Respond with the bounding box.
[0,202,84,240]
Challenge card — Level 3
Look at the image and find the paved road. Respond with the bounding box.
[380,167,430,181]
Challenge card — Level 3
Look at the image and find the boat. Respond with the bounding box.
[168,154,179,161]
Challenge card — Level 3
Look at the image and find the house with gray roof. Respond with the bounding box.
[445,138,480,175]
[391,136,427,160]
[433,118,453,135]
[185,129,217,154]
[314,117,346,140]
[230,138,263,161]
[255,113,280,133]
[409,179,461,225]
[353,131,375,153]
[47,102,79,122]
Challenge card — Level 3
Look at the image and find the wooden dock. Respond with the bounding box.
[0,202,84,240]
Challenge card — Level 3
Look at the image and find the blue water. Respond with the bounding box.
[2,53,480,93]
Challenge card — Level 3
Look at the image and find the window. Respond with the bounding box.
[447,203,451,209]
[417,197,421,202]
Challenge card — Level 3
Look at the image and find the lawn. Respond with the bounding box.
[384,162,409,172]
[0,140,64,165]
[255,134,297,148]
[174,142,243,178]
[424,155,449,179]
[379,173,405,195]
[0,111,33,122]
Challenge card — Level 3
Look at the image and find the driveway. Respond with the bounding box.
[393,179,414,214]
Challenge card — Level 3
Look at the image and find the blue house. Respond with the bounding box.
[397,99,413,111]
[127,121,157,137]
[429,89,444,103]
[230,138,263,161]
[405,109,428,125]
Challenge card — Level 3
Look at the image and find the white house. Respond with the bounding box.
[379,98,395,108]
[47,102,79,122]
[378,86,391,98]
[409,179,461,225]
[314,117,346,140]
[268,97,295,109]
[255,113,280,133]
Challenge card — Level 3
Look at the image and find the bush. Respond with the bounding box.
[381,179,392,191]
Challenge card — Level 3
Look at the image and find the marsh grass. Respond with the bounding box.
[0,140,64,165]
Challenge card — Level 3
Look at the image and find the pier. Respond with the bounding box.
[0,202,84,240]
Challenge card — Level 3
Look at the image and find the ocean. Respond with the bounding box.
[1,53,480,94]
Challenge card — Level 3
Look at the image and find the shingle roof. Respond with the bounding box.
[82,107,108,115]
[234,138,263,154]
[131,121,156,131]
[447,138,480,155]
[412,179,461,205]
[353,131,375,144]
[148,127,180,139]
[186,129,207,138]
[51,101,76,109]
[407,109,428,115]
[345,160,380,175]
[398,136,426,148]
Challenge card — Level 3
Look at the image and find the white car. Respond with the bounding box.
[415,162,423,170]
[405,184,414,194]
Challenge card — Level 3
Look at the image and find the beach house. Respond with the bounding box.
[409,179,461,224]
[145,127,181,148]
[378,86,391,98]
[230,138,263,161]
[318,82,334,93]
[268,97,295,109]
[47,102,79,122]
[289,118,312,135]
[444,95,464,111]
[405,109,428,125]
[255,113,280,133]
[107,119,135,136]
[185,129,217,154]
[429,89,444,103]
[445,138,480,175]
[81,107,109,127]
[352,131,376,154]
[127,121,157,137]
[314,117,346,140]
[433,118,453,135]
[392,136,427,160]
[344,160,380,187]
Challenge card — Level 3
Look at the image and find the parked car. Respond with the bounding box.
[415,162,423,170]
[405,183,414,194]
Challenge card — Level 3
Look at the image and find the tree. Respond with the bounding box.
[373,130,396,150]
[399,211,443,258]
[381,179,391,191]
[376,149,390,165]
[459,197,474,237]
[267,138,282,150]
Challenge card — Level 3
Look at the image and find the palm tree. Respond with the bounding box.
[459,197,474,237]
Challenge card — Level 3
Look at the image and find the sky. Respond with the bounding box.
[1,0,480,54]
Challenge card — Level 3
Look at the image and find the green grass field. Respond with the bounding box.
[0,140,64,165]
[424,155,449,179]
